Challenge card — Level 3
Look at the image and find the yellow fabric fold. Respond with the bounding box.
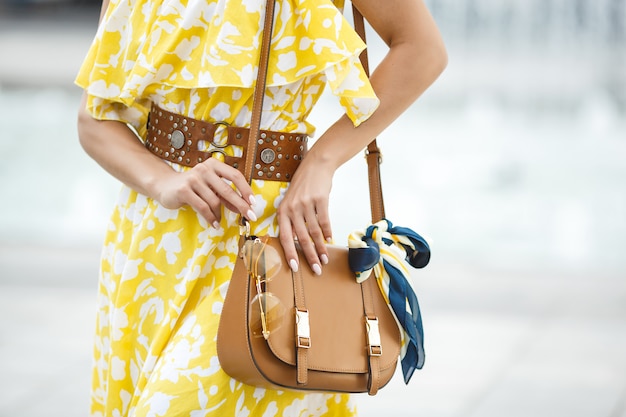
[75,0,379,127]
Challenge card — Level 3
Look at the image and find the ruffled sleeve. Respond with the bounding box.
[75,0,379,127]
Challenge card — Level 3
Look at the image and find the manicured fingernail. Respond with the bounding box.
[289,259,299,272]
[312,263,322,276]
[212,221,220,229]
[246,209,257,222]
[248,195,257,206]
[326,237,333,243]
[321,254,329,265]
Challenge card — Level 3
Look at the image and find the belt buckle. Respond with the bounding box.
[206,121,231,158]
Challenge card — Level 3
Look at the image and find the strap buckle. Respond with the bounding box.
[366,317,382,356]
[295,309,311,349]
[364,148,383,164]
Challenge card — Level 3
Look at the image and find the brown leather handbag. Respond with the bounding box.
[217,2,425,396]
[217,234,401,395]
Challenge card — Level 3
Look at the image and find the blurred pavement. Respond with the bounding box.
[2,243,625,417]
[1,7,626,417]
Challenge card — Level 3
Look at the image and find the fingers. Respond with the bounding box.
[159,158,256,227]
[212,161,257,208]
[278,197,331,276]
[278,220,300,274]
[292,217,322,276]
[200,160,258,222]
[185,190,222,228]
[315,209,333,247]
[303,208,330,267]
[196,162,257,220]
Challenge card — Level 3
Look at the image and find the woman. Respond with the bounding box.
[76,0,446,415]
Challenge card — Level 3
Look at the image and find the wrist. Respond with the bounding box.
[138,159,176,204]
[308,115,376,171]
[302,146,342,174]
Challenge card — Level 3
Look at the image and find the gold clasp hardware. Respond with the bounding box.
[366,317,382,357]
[295,309,311,349]
[239,219,251,238]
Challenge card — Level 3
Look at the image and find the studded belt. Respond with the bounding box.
[145,104,308,182]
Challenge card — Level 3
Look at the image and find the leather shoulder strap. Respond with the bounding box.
[353,5,386,223]
[246,1,386,224]
[244,0,277,182]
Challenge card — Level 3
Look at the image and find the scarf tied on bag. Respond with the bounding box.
[347,219,431,384]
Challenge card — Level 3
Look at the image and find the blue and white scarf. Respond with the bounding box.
[347,219,430,383]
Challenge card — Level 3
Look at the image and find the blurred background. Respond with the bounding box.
[0,0,625,416]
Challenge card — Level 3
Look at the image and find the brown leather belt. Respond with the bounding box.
[145,104,308,182]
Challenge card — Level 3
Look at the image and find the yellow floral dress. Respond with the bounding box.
[75,0,379,415]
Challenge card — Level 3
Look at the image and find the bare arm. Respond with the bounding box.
[277,0,447,274]
[77,96,256,227]
[96,0,110,22]
[76,0,256,227]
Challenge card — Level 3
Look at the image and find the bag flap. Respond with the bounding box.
[263,239,401,373]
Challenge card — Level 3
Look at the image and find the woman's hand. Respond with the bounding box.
[77,93,255,227]
[277,154,334,275]
[156,159,257,228]
[276,0,447,274]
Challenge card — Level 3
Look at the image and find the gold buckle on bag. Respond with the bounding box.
[296,309,311,348]
[366,317,382,356]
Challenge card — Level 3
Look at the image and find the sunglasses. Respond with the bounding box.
[242,236,286,339]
